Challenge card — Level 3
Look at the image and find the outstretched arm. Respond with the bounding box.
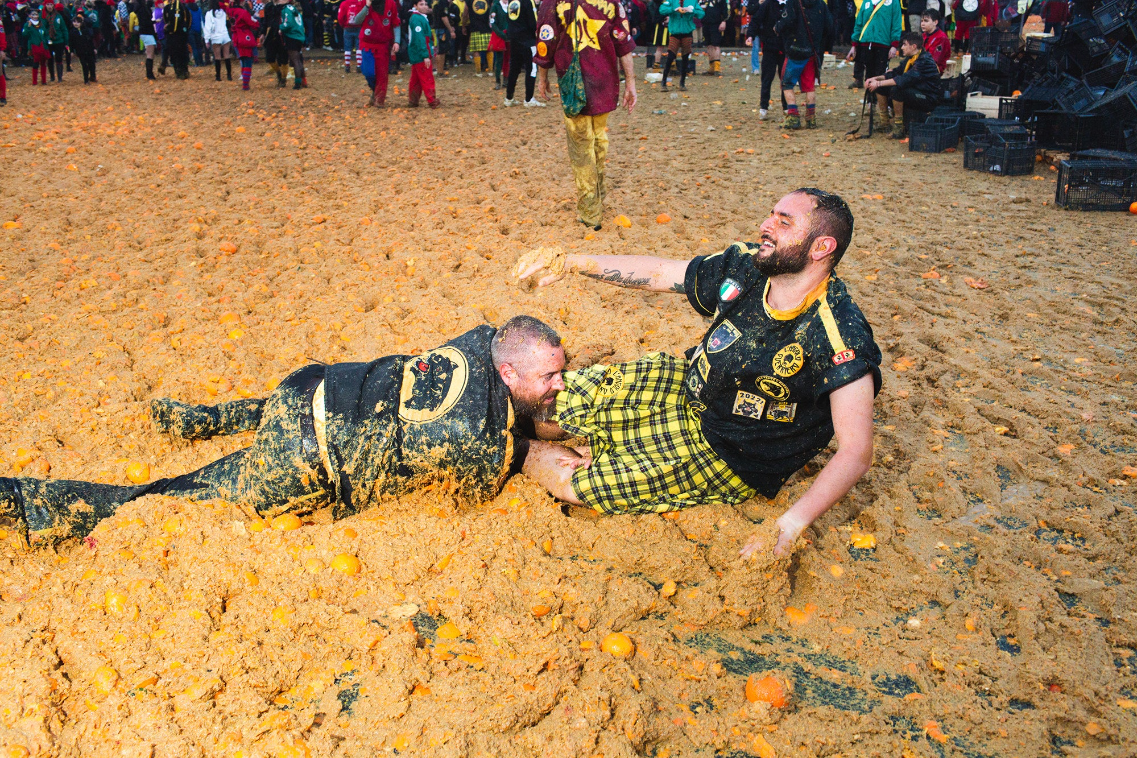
[517,251,689,293]
[740,373,875,557]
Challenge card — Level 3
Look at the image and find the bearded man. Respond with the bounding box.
[1,317,565,545]
[516,189,881,557]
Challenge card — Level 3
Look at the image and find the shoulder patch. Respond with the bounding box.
[539,22,554,39]
[718,277,742,302]
[597,366,624,397]
[398,346,470,424]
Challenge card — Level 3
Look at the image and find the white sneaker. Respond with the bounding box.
[758,108,768,120]
[524,98,546,107]
[503,97,518,107]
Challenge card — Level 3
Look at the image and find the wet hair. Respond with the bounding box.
[792,188,854,270]
[491,316,562,370]
[921,9,940,21]
[901,31,924,48]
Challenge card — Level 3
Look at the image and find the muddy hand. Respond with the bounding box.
[515,247,568,288]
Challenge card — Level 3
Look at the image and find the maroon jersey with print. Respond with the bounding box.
[532,0,636,116]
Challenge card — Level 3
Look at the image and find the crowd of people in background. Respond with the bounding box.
[0,0,1075,119]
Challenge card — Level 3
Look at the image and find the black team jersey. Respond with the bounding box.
[322,325,514,515]
[682,242,882,497]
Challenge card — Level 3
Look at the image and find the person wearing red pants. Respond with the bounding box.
[353,0,401,107]
[0,26,7,104]
[229,0,260,89]
[406,0,439,108]
[21,8,51,85]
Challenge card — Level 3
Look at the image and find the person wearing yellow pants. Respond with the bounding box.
[533,0,637,230]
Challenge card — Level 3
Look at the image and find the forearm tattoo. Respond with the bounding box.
[582,268,652,288]
[668,282,686,294]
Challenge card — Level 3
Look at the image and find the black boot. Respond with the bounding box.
[215,60,222,80]
[679,54,689,91]
[225,58,232,80]
[151,398,266,440]
[146,58,156,79]
[661,51,675,92]
[646,53,655,70]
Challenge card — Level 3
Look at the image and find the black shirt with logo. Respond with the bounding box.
[682,243,882,497]
[322,325,514,515]
[469,0,492,32]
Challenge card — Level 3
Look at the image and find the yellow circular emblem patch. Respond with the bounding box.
[755,375,790,401]
[772,343,804,377]
[537,41,548,57]
[597,366,624,397]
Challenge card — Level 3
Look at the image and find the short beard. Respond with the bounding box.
[513,394,556,421]
[756,238,812,277]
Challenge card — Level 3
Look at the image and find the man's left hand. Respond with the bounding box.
[391,42,399,54]
[622,79,637,112]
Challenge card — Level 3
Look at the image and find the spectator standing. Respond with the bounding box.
[70,9,97,81]
[487,0,507,87]
[920,8,947,71]
[846,0,901,90]
[775,0,833,129]
[204,0,232,77]
[467,0,490,73]
[281,0,307,87]
[503,0,537,105]
[1041,0,1066,35]
[188,0,205,64]
[44,3,68,82]
[951,0,994,52]
[164,0,192,78]
[354,0,400,105]
[406,0,439,105]
[338,0,364,71]
[659,0,703,92]
[533,0,637,229]
[431,0,454,73]
[136,0,158,77]
[747,0,787,119]
[21,7,50,85]
[701,0,727,75]
[229,0,259,87]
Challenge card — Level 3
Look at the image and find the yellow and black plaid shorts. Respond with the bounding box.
[555,353,756,514]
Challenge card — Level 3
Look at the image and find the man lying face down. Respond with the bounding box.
[0,316,565,545]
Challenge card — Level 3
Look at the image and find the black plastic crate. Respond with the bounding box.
[961,110,990,137]
[1034,110,1108,151]
[1091,80,1137,120]
[999,97,1024,120]
[1026,34,1057,55]
[968,76,1008,96]
[927,113,964,127]
[1056,79,1099,112]
[1093,0,1126,35]
[985,141,1037,176]
[909,121,961,152]
[963,135,991,171]
[941,75,966,109]
[971,27,1022,63]
[988,124,1033,143]
[1055,159,1137,210]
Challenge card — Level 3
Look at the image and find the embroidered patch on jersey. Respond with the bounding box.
[398,346,470,424]
[613,27,626,39]
[597,366,624,397]
[696,351,710,380]
[539,23,554,39]
[732,390,767,420]
[766,401,797,423]
[473,0,488,12]
[719,278,742,302]
[772,343,804,377]
[508,0,521,18]
[686,369,705,398]
[962,0,977,9]
[364,27,372,34]
[687,399,707,417]
[755,375,790,401]
[706,319,741,353]
[832,349,856,366]
[537,40,548,56]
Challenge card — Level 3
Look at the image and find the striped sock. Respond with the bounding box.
[344,49,351,67]
[806,104,816,117]
[787,104,799,116]
[241,66,251,88]
[356,49,362,67]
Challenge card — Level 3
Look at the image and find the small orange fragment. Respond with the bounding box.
[615,215,632,228]
[104,590,128,615]
[531,604,551,618]
[850,533,876,549]
[656,213,671,224]
[1130,201,1137,214]
[921,269,941,279]
[436,622,461,640]
[125,461,150,484]
[785,603,817,626]
[924,720,948,743]
[601,632,635,658]
[272,514,302,531]
[219,241,238,254]
[745,673,788,708]
[312,215,327,224]
[330,553,361,575]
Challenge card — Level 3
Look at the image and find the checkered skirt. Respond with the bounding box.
[469,31,491,52]
[556,352,756,514]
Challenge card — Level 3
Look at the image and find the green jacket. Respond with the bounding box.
[280,4,305,40]
[406,10,433,63]
[851,0,902,47]
[47,12,70,44]
[660,0,703,35]
[22,20,49,47]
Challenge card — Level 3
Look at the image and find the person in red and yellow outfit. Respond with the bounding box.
[533,0,637,230]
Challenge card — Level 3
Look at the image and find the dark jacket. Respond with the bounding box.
[70,17,97,55]
[887,49,940,99]
[504,0,535,44]
[747,0,784,49]
[163,0,190,35]
[774,0,832,60]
